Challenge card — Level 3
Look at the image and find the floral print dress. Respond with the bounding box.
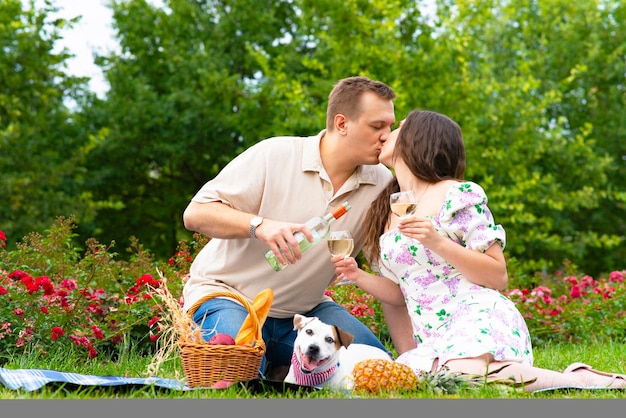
[379,181,534,374]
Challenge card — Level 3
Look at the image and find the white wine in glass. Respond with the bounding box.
[390,190,418,218]
[327,230,354,256]
[327,230,354,285]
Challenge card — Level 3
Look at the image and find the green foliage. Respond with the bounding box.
[416,0,626,280]
[1,0,625,279]
[78,0,301,258]
[0,0,94,250]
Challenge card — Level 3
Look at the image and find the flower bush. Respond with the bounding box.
[0,217,202,363]
[1,217,624,364]
[325,285,388,341]
[504,269,626,345]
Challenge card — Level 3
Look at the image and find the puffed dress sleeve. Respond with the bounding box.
[437,181,506,253]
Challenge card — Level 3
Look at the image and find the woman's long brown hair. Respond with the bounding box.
[362,110,466,265]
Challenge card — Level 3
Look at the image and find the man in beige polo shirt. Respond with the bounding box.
[182,76,411,380]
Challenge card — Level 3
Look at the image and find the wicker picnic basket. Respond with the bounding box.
[180,290,267,388]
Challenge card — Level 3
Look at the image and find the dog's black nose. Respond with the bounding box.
[306,344,320,356]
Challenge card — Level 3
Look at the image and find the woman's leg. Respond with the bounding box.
[443,357,626,392]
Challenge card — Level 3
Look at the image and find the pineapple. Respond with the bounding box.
[352,358,418,393]
[351,359,498,395]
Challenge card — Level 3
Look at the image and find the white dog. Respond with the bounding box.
[284,314,392,390]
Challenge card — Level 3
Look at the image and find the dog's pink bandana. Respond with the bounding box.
[291,352,338,387]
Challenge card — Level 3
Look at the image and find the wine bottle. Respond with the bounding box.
[265,201,352,271]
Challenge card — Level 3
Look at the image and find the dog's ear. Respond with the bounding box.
[293,314,318,330]
[332,325,354,349]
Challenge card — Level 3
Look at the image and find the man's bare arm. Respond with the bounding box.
[183,201,254,239]
[182,201,313,266]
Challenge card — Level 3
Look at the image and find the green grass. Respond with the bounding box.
[1,340,625,399]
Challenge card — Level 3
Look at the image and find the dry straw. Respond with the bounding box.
[145,269,203,378]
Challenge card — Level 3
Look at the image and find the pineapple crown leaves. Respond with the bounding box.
[422,364,537,395]
[415,367,476,395]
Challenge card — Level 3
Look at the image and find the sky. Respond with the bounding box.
[48,0,119,97]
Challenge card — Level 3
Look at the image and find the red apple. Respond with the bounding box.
[208,333,236,345]
[211,380,234,389]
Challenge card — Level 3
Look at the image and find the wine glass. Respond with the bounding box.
[327,230,354,285]
[390,190,418,219]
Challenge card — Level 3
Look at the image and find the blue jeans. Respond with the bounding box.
[191,298,387,377]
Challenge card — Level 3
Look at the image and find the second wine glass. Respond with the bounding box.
[327,230,354,257]
[390,190,418,219]
[327,230,354,285]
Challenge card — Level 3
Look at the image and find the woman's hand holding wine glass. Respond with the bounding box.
[327,230,354,285]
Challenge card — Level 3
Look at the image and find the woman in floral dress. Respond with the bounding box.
[331,109,626,391]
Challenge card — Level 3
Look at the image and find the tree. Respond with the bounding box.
[10,0,620,280]
[80,0,302,258]
[0,0,93,249]
[407,0,626,282]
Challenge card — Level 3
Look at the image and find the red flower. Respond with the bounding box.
[88,347,98,358]
[169,251,192,265]
[532,286,551,299]
[580,275,597,288]
[70,335,90,347]
[124,295,138,305]
[16,329,33,347]
[570,285,582,299]
[8,270,28,281]
[609,271,624,283]
[148,316,160,328]
[350,303,375,317]
[19,275,34,288]
[135,274,160,288]
[91,325,104,340]
[60,279,77,290]
[38,276,54,295]
[0,286,7,295]
[506,288,525,299]
[51,327,64,341]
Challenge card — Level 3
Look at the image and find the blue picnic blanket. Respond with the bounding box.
[0,367,314,393]
[0,367,189,392]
